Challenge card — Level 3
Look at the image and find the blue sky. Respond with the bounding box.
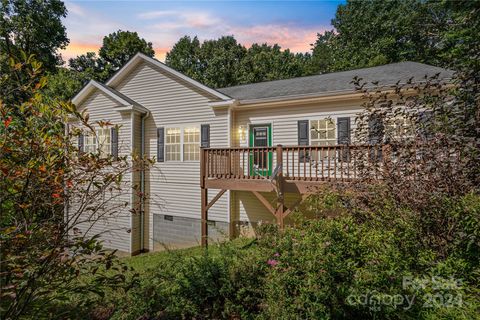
[62,1,343,61]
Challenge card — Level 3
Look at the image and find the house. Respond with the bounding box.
[70,53,453,255]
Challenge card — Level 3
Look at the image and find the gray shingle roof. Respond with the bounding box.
[217,62,454,102]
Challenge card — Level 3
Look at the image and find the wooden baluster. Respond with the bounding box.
[247,148,250,179]
[334,146,337,180]
[228,149,232,178]
[303,147,307,180]
[261,148,264,178]
[243,149,246,179]
[327,146,331,180]
[285,148,289,178]
[353,147,356,180]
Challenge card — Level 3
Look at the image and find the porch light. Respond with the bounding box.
[238,125,247,143]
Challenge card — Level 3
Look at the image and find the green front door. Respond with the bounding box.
[249,124,272,176]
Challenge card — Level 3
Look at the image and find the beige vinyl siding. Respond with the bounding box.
[72,91,134,253]
[232,100,363,223]
[114,61,230,251]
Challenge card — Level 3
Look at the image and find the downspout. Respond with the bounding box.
[140,111,150,252]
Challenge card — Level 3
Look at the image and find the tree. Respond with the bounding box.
[0,0,69,104]
[68,30,155,83]
[311,0,455,73]
[165,36,201,81]
[196,36,246,88]
[42,67,89,103]
[43,30,155,101]
[238,43,311,84]
[0,55,143,318]
[0,0,68,71]
[310,30,337,74]
[166,35,313,88]
[98,30,155,72]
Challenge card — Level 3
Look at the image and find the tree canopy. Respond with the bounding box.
[166,35,313,88]
[69,30,155,83]
[310,0,476,73]
[0,0,68,71]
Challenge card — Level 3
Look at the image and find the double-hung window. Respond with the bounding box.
[83,128,111,156]
[183,127,200,161]
[165,128,181,161]
[84,133,97,153]
[97,128,111,155]
[164,126,200,161]
[385,117,415,140]
[310,119,336,160]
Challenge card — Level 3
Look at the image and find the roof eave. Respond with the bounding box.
[233,90,361,108]
[106,52,232,101]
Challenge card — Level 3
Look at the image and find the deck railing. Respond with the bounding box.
[200,144,389,184]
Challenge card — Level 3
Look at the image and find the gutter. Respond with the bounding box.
[140,111,150,252]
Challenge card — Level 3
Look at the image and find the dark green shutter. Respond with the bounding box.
[157,127,164,162]
[337,117,351,161]
[298,120,309,162]
[111,127,118,160]
[201,124,210,148]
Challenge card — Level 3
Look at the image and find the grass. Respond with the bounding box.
[122,246,206,273]
[121,238,255,274]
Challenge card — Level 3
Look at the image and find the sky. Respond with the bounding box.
[61,0,343,62]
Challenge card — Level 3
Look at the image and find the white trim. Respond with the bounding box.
[163,124,201,162]
[106,52,232,101]
[129,112,134,253]
[72,80,149,115]
[309,118,337,146]
[208,99,237,108]
[247,122,273,147]
[73,80,129,106]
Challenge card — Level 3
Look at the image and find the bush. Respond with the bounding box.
[103,191,479,320]
[112,241,267,319]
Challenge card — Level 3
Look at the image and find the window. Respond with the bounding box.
[166,127,181,161]
[183,127,200,161]
[84,133,97,153]
[386,117,414,139]
[310,119,336,160]
[97,128,111,155]
[84,128,111,155]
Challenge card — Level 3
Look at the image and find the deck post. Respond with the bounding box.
[200,148,208,246]
[276,144,285,229]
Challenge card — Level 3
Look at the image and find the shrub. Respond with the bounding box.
[112,241,267,319]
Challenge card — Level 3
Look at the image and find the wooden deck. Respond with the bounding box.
[200,144,386,245]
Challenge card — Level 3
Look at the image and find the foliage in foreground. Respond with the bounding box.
[0,56,142,319]
[89,190,478,320]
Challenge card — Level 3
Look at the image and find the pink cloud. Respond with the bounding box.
[230,24,328,53]
[60,42,100,62]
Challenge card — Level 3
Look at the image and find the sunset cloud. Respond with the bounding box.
[60,1,332,63]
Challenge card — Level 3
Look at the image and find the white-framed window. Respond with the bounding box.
[386,117,415,139]
[83,128,111,155]
[84,133,97,153]
[183,127,200,161]
[310,118,336,160]
[97,128,111,155]
[165,127,181,161]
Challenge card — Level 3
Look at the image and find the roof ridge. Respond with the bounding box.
[216,61,448,91]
